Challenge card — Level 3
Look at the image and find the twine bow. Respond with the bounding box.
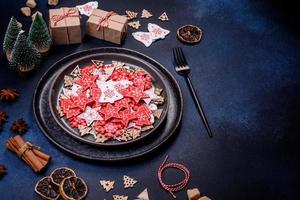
[96,11,116,30]
[17,142,40,158]
[51,8,79,26]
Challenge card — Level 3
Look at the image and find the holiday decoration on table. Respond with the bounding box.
[10,118,28,134]
[49,7,81,45]
[3,16,21,62]
[48,0,59,6]
[158,12,169,21]
[10,31,40,74]
[113,195,128,200]
[141,9,152,18]
[177,25,203,44]
[132,23,170,47]
[123,175,138,188]
[136,188,150,200]
[0,164,6,177]
[29,12,52,55]
[125,10,138,20]
[35,167,88,200]
[6,135,51,173]
[32,11,43,21]
[76,1,98,16]
[21,7,31,16]
[26,0,37,9]
[56,60,165,143]
[187,188,211,200]
[86,9,128,44]
[157,155,190,198]
[128,20,141,29]
[0,88,19,101]
[100,180,115,192]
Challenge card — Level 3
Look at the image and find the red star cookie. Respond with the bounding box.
[60,99,74,113]
[134,105,151,126]
[122,86,149,103]
[75,74,98,90]
[65,108,81,119]
[100,103,121,121]
[71,92,94,111]
[114,97,132,109]
[119,109,137,127]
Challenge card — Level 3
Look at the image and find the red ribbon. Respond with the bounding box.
[51,8,79,26]
[96,11,116,30]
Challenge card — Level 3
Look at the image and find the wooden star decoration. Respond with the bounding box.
[128,20,141,29]
[125,10,138,20]
[99,180,115,192]
[78,106,103,126]
[78,125,92,136]
[64,75,74,87]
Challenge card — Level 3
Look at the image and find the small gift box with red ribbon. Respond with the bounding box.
[86,9,128,44]
[49,7,81,45]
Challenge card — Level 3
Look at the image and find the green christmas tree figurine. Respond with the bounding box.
[11,31,40,75]
[3,16,21,61]
[28,13,52,55]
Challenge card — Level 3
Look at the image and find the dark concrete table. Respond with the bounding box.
[1,0,299,199]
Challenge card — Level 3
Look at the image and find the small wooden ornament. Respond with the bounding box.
[141,9,152,18]
[152,109,163,119]
[95,134,109,143]
[99,180,115,192]
[70,65,81,77]
[199,196,211,200]
[64,75,73,87]
[48,0,59,6]
[187,188,201,200]
[123,175,138,188]
[136,188,150,200]
[128,21,141,29]
[26,0,37,8]
[21,7,31,17]
[113,195,128,200]
[125,10,138,20]
[158,12,168,21]
[56,105,65,117]
[91,60,104,67]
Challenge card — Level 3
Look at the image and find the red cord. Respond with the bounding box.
[157,155,190,198]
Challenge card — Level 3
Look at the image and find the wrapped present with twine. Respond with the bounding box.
[49,7,81,45]
[86,9,128,44]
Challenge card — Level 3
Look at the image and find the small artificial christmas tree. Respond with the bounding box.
[28,13,52,55]
[3,16,21,61]
[11,31,40,75]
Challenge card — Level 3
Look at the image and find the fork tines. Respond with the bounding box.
[172,47,190,72]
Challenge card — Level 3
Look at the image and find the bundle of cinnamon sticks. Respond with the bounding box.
[6,135,51,173]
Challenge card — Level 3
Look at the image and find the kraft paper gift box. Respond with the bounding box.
[49,7,81,45]
[86,9,128,44]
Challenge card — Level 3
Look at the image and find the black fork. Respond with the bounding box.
[173,47,213,138]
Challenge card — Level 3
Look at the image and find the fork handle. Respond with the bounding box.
[185,76,213,138]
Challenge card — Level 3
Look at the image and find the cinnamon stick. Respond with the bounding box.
[6,135,51,173]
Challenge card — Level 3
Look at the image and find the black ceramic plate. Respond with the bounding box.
[33,47,183,161]
[49,52,169,146]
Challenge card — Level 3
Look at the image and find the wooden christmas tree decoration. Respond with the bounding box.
[29,13,52,55]
[141,9,152,18]
[123,175,137,188]
[3,16,21,62]
[11,31,40,75]
[136,188,149,200]
[99,180,115,192]
[158,12,169,21]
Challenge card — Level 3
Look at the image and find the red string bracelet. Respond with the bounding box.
[157,155,190,198]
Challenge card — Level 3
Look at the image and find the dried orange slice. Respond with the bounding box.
[50,167,76,186]
[177,25,203,44]
[35,176,60,200]
[59,176,88,200]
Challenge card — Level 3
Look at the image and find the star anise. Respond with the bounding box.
[0,164,6,177]
[10,118,28,134]
[0,88,19,101]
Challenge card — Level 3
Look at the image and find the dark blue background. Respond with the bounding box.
[1,0,299,199]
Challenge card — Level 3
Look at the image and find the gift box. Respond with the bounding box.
[86,9,128,44]
[49,7,81,45]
